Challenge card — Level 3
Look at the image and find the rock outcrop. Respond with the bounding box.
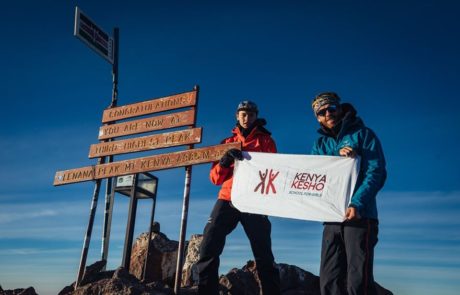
[0,285,38,295]
[218,261,320,295]
[129,231,180,286]
[60,265,176,295]
[56,229,393,295]
[181,234,203,287]
[175,233,392,295]
[218,260,392,295]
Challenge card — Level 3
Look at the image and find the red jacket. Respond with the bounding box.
[210,125,277,201]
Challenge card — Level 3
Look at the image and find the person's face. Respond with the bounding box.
[316,104,342,129]
[236,110,257,129]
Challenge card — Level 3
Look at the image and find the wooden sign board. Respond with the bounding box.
[102,90,197,123]
[54,142,241,186]
[98,109,195,140]
[89,128,202,158]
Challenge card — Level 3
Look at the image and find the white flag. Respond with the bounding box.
[231,152,360,222]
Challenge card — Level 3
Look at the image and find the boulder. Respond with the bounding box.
[277,263,319,294]
[59,267,175,295]
[218,260,391,295]
[181,234,203,287]
[130,231,180,286]
[219,260,320,295]
[0,286,38,295]
[219,263,260,294]
[79,260,113,286]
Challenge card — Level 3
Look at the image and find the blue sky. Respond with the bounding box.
[1,1,459,294]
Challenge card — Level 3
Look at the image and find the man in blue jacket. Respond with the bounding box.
[311,92,387,295]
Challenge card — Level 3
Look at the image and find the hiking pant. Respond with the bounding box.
[320,219,379,295]
[196,199,280,295]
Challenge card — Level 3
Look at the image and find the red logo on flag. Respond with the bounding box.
[254,169,279,195]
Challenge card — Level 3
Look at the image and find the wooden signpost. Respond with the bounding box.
[98,109,196,140]
[55,142,239,185]
[55,85,240,293]
[73,5,120,287]
[101,90,197,123]
[89,128,202,158]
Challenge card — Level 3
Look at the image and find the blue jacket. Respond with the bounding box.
[311,104,386,220]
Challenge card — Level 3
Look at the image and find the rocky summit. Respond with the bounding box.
[4,228,394,295]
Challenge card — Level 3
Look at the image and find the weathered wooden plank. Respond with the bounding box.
[102,90,197,123]
[89,128,202,158]
[98,109,195,140]
[54,166,95,185]
[54,142,241,186]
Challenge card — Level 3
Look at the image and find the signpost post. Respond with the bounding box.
[174,85,198,294]
[101,26,119,270]
[73,6,119,286]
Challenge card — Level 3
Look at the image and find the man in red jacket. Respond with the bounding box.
[196,101,280,295]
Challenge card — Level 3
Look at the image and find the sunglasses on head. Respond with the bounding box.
[316,105,338,117]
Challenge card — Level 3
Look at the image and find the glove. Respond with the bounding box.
[219,148,243,168]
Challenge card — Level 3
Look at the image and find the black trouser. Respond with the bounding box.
[196,199,280,295]
[320,219,379,295]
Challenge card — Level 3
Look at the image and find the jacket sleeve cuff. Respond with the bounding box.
[348,203,362,212]
[348,203,363,216]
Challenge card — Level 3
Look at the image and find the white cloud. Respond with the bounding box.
[378,191,460,226]
[378,190,460,206]
[0,197,214,243]
[0,209,58,224]
[0,247,78,256]
[376,264,460,284]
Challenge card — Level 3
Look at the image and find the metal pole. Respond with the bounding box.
[75,164,104,288]
[110,28,119,108]
[122,174,139,270]
[75,28,120,288]
[101,177,115,268]
[101,27,119,267]
[174,166,193,294]
[143,177,159,281]
[174,85,199,294]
